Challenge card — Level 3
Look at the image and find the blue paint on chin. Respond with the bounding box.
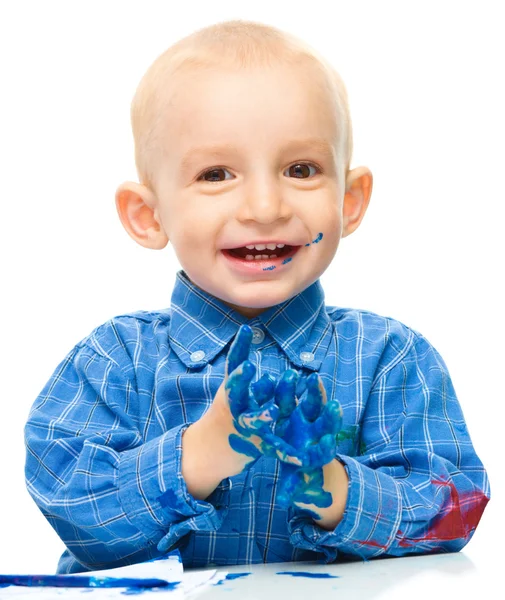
[276,571,339,579]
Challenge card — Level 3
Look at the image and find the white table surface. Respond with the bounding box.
[192,550,497,599]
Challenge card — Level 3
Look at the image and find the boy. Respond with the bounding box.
[24,19,490,574]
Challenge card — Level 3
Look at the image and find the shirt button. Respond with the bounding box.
[251,327,265,344]
[190,350,206,362]
[300,351,315,363]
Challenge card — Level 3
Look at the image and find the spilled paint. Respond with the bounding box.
[214,572,252,585]
[262,232,323,270]
[276,571,339,579]
[0,574,178,590]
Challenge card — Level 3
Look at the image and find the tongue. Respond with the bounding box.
[230,245,291,259]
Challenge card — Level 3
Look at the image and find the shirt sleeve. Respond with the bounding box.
[287,332,490,561]
[24,343,230,572]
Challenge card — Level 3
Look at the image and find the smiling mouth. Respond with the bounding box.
[222,245,300,261]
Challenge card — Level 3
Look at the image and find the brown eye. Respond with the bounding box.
[197,162,322,183]
[287,163,321,178]
[198,167,231,182]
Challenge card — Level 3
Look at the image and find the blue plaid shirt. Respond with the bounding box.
[25,270,490,574]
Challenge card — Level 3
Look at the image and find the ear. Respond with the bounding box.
[115,181,169,249]
[342,167,373,238]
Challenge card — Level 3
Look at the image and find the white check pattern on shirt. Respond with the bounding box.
[24,270,490,573]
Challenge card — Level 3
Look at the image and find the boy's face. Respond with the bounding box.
[118,64,371,318]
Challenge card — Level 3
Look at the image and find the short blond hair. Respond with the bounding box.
[131,19,353,191]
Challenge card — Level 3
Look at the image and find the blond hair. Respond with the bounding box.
[131,19,353,190]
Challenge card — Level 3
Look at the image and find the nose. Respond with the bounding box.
[236,177,293,224]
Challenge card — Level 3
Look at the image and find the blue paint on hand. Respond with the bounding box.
[224,324,344,516]
[224,325,280,466]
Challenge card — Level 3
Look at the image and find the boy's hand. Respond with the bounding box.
[210,325,343,493]
[214,325,309,465]
[272,371,343,468]
[270,372,344,509]
[219,324,280,462]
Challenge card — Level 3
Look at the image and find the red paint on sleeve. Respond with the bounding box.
[398,479,489,547]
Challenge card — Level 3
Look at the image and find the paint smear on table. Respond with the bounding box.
[276,571,340,579]
[214,572,252,585]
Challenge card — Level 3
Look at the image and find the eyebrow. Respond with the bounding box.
[179,137,335,172]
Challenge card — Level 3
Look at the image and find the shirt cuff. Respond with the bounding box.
[288,455,402,561]
[118,423,231,552]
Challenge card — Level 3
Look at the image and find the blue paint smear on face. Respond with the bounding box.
[276,571,339,579]
[305,232,323,246]
[263,232,323,269]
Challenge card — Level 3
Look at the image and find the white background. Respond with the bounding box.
[0,0,503,581]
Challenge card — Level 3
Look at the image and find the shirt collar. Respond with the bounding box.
[168,269,333,372]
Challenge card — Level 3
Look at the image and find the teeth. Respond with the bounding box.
[246,254,277,260]
[245,243,286,251]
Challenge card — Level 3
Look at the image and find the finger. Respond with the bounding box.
[274,369,300,418]
[275,403,306,447]
[295,374,308,400]
[226,360,256,418]
[307,433,337,467]
[251,373,276,407]
[226,325,253,377]
[261,433,304,466]
[314,400,343,437]
[300,373,325,422]
[237,399,280,433]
